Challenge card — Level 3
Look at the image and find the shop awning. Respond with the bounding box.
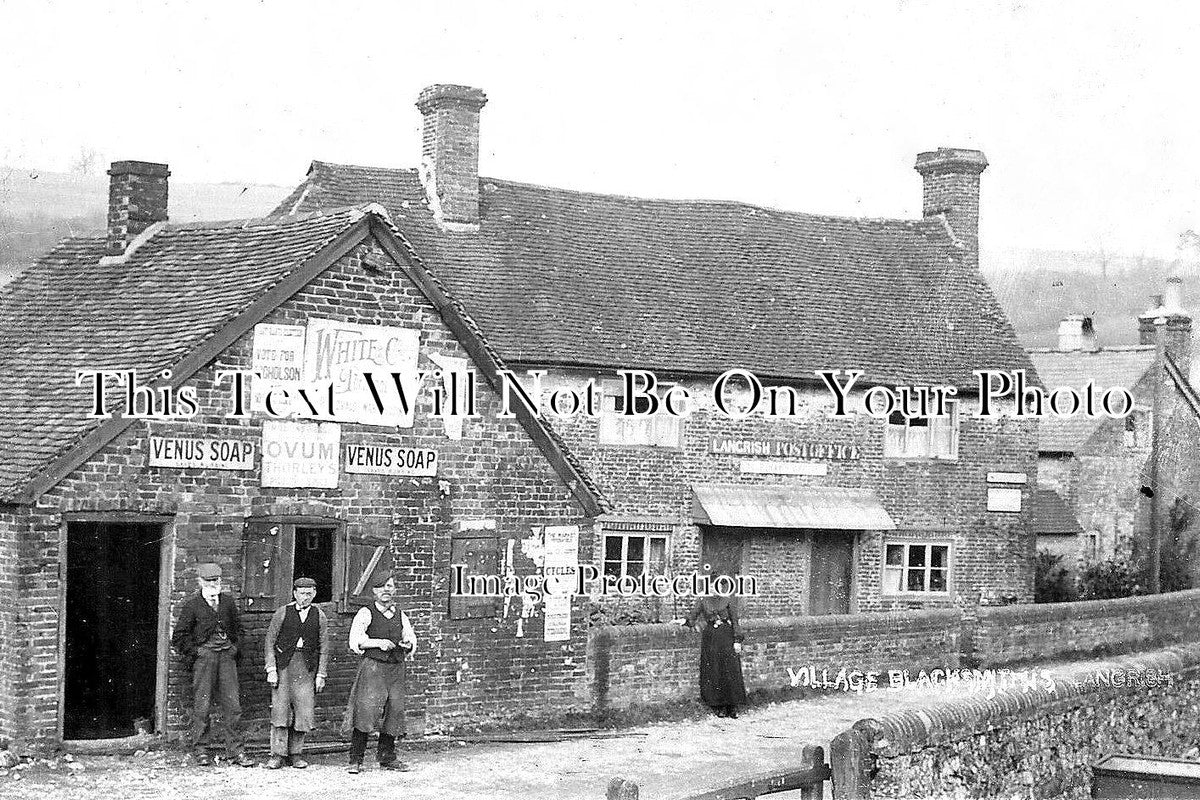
[691,485,896,530]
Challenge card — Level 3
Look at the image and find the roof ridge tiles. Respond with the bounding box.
[164,203,371,231]
[1027,345,1156,354]
[309,159,948,231]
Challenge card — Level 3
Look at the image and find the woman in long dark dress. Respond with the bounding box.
[682,586,748,718]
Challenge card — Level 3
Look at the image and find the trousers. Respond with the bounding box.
[189,646,244,755]
[349,728,397,765]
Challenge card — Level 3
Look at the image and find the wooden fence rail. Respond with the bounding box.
[608,744,830,800]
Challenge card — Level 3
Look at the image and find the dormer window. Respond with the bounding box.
[596,381,683,448]
[884,403,958,459]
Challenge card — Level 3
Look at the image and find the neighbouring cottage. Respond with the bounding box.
[0,83,1040,746]
[1029,287,1200,581]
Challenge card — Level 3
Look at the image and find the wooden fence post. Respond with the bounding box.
[830,728,871,800]
[799,744,825,800]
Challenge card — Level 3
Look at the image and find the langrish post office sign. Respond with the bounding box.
[709,437,861,460]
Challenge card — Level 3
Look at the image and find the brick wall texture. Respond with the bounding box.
[973,588,1200,667]
[590,609,962,710]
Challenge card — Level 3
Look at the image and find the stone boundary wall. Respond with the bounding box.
[973,588,1200,667]
[830,643,1200,799]
[588,608,962,710]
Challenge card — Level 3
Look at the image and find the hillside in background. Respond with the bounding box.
[983,249,1199,349]
[0,166,288,285]
[3,166,1197,353]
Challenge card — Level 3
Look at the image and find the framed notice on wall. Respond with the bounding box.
[250,323,307,413]
[543,525,579,642]
[543,594,571,642]
[986,487,1022,512]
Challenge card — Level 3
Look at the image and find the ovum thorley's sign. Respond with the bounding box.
[260,420,340,488]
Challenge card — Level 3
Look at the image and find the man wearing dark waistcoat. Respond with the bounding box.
[264,576,330,769]
[170,562,254,767]
[343,566,416,774]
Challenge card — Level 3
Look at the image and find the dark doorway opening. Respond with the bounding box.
[293,526,335,603]
[65,521,162,739]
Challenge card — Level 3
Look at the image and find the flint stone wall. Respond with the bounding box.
[831,643,1200,800]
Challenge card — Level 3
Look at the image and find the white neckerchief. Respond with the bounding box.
[295,602,311,648]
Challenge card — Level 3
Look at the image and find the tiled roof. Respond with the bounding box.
[0,205,608,511]
[273,162,1036,389]
[0,208,363,499]
[1032,489,1082,535]
[1027,346,1155,452]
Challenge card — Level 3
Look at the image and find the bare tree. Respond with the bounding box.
[69,146,99,177]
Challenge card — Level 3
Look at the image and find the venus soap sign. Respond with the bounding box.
[147,436,254,470]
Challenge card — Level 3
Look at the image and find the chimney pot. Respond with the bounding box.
[416,84,487,229]
[1138,280,1192,375]
[1164,276,1185,312]
[1057,314,1096,352]
[106,160,169,256]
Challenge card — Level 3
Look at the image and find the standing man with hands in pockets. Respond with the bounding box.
[264,576,330,769]
[171,562,256,767]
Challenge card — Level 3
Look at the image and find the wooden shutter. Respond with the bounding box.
[242,521,289,612]
[449,535,501,620]
[342,521,391,611]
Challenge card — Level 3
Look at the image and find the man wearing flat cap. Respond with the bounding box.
[263,576,330,769]
[170,562,254,767]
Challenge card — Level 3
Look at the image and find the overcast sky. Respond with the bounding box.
[2,1,1198,258]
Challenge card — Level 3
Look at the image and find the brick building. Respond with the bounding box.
[1029,291,1200,577]
[273,89,1038,615]
[0,84,1038,745]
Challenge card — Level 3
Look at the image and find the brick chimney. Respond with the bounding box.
[416,84,488,230]
[106,160,169,255]
[1139,277,1192,378]
[914,148,988,268]
[1057,314,1097,352]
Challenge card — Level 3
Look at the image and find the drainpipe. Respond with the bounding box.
[1149,315,1165,594]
